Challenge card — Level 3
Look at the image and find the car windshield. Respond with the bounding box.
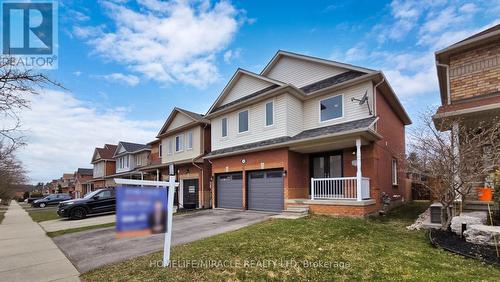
[83,190,102,199]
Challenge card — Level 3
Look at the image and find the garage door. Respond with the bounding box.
[248,170,284,212]
[217,173,243,209]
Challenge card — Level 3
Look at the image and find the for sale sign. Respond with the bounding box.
[116,186,168,238]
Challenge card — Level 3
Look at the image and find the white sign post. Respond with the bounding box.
[114,176,178,267]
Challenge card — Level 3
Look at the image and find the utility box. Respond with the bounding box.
[430,203,443,224]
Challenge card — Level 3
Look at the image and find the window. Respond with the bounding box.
[126,155,129,167]
[175,135,184,152]
[159,144,163,157]
[167,139,173,155]
[265,101,273,126]
[187,131,193,150]
[238,110,249,133]
[320,95,343,122]
[392,159,398,185]
[221,117,227,137]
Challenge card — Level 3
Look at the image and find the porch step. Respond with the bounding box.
[286,205,309,213]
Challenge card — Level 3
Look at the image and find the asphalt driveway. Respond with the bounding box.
[53,209,273,272]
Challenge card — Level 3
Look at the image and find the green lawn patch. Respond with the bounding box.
[0,211,5,224]
[81,202,500,281]
[28,209,60,222]
[47,222,115,238]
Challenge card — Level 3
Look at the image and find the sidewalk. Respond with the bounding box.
[0,201,80,281]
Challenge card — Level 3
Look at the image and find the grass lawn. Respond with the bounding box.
[28,208,60,222]
[81,203,500,281]
[0,211,4,224]
[47,222,115,237]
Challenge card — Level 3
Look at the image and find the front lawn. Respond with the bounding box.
[0,211,4,224]
[28,209,60,222]
[82,203,500,281]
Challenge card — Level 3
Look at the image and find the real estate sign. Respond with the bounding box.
[116,186,168,238]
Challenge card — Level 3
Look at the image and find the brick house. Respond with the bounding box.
[74,168,93,198]
[87,144,117,192]
[204,51,411,216]
[433,24,500,199]
[60,173,75,196]
[145,107,212,209]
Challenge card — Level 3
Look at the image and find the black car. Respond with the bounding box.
[32,193,72,208]
[57,188,116,220]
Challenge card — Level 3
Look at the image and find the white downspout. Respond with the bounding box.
[436,61,451,105]
[373,77,385,117]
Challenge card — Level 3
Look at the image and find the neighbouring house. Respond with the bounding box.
[138,139,168,182]
[433,24,500,202]
[74,168,93,198]
[204,50,411,216]
[60,173,76,196]
[108,141,151,180]
[87,144,117,193]
[148,107,212,209]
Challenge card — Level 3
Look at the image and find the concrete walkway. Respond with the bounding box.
[0,201,80,281]
[40,214,115,232]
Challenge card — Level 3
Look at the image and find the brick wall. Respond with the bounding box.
[176,162,211,208]
[375,89,406,205]
[449,42,500,102]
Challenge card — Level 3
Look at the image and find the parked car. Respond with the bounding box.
[32,194,72,208]
[57,188,116,220]
[26,196,44,204]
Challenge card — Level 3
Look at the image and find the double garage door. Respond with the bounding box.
[217,170,283,212]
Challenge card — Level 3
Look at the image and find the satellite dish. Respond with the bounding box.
[351,91,372,115]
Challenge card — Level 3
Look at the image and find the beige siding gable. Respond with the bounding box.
[161,125,203,164]
[220,74,275,106]
[265,56,348,88]
[166,112,194,131]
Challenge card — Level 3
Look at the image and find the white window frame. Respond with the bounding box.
[319,94,344,123]
[392,159,398,186]
[175,134,184,152]
[221,117,228,138]
[187,131,193,150]
[264,100,274,127]
[238,109,249,134]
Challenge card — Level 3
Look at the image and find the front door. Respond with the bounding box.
[311,152,343,178]
[182,179,199,209]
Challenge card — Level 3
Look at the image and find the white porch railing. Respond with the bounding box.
[311,177,370,200]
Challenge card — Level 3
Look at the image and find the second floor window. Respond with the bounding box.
[265,101,273,126]
[168,139,173,155]
[159,144,162,157]
[187,131,193,150]
[320,95,343,122]
[392,159,398,186]
[221,117,227,137]
[238,110,249,133]
[175,135,184,152]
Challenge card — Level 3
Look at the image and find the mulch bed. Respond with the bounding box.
[429,229,500,266]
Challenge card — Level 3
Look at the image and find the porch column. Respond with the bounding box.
[356,138,362,201]
[156,169,159,181]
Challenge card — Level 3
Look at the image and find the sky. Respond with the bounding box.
[9,0,500,184]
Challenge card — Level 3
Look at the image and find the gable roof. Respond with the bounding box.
[76,168,93,176]
[157,107,208,137]
[300,70,366,94]
[113,141,151,157]
[206,68,286,115]
[92,144,117,163]
[261,50,376,76]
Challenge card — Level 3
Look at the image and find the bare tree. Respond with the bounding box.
[0,59,61,151]
[0,58,61,202]
[407,110,500,229]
